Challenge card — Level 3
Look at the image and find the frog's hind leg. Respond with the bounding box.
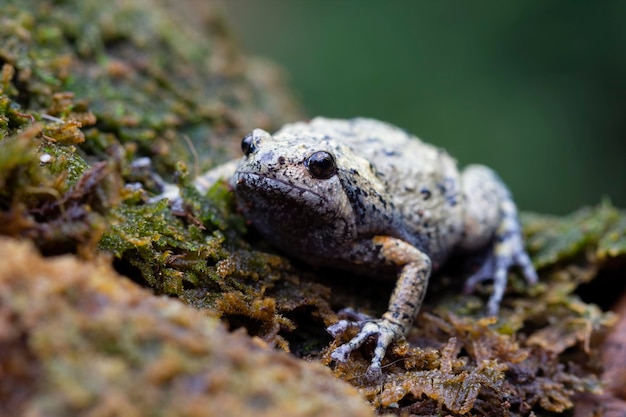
[459,165,537,315]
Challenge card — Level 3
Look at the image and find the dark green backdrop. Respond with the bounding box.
[222,1,626,214]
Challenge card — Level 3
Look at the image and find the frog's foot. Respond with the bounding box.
[463,233,538,316]
[327,316,404,381]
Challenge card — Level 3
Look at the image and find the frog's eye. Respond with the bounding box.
[241,134,256,156]
[305,151,337,179]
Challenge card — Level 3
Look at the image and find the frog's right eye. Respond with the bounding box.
[241,134,256,156]
[305,151,337,179]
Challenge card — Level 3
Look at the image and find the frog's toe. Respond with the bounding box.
[326,319,358,339]
[463,255,495,294]
[515,250,538,285]
[326,308,377,339]
[329,318,403,381]
[464,247,538,316]
[328,321,377,362]
[365,364,384,384]
[485,262,509,316]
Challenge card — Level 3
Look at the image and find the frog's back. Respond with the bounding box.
[275,117,465,264]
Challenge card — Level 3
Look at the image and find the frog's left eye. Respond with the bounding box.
[241,134,256,156]
[305,151,337,179]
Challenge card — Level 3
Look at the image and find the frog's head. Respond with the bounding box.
[233,127,381,259]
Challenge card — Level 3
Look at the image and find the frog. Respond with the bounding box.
[169,117,538,380]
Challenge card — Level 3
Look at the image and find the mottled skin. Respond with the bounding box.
[192,117,537,380]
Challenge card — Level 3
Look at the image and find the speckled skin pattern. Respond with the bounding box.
[194,117,538,380]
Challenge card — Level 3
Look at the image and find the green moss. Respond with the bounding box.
[40,144,90,185]
[100,197,225,293]
[522,201,626,270]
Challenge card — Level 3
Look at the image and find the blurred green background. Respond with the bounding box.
[220,1,625,214]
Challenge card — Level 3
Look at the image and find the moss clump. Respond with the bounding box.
[0,0,302,255]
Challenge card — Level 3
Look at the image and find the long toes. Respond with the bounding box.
[365,365,384,383]
[326,320,357,337]
[463,255,497,294]
[514,251,538,285]
[370,329,396,367]
[463,269,493,294]
[486,267,508,316]
[330,327,375,362]
[464,274,483,294]
[330,344,353,363]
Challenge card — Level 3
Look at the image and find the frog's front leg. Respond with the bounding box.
[327,236,431,380]
[460,165,538,315]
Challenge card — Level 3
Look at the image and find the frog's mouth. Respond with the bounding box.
[234,171,326,201]
[233,170,356,257]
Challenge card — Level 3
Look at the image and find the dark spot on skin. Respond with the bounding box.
[278,156,286,165]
